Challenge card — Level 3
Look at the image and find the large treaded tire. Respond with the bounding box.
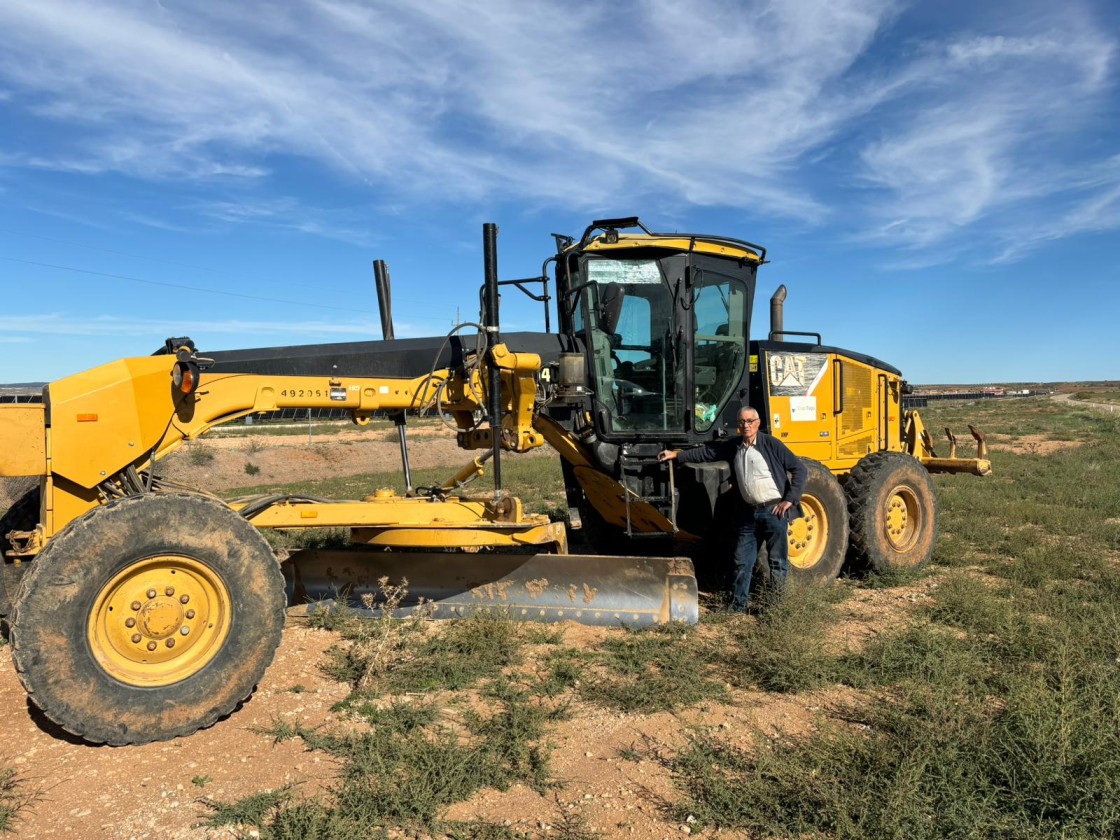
[846,452,937,572]
[787,460,849,584]
[11,493,286,745]
[1,486,40,620]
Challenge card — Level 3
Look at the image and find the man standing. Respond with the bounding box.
[658,407,807,612]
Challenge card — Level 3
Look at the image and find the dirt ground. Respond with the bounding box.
[0,427,931,839]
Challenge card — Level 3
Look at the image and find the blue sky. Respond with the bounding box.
[1,0,1118,385]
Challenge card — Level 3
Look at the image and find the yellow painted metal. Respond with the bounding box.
[883,484,922,552]
[46,344,542,494]
[762,350,904,469]
[351,521,568,552]
[534,413,695,539]
[787,492,829,570]
[532,414,596,469]
[441,455,490,491]
[86,554,231,687]
[44,476,100,551]
[573,466,685,535]
[0,404,46,477]
[47,356,192,490]
[903,410,991,475]
[457,344,544,453]
[577,234,762,262]
[31,340,550,545]
[233,497,548,528]
[759,348,991,480]
[919,457,992,476]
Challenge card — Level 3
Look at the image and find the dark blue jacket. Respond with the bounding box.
[676,433,808,517]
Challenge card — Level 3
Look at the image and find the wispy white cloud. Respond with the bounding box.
[192,197,378,246]
[990,155,1120,262]
[0,0,1116,262]
[851,13,1117,257]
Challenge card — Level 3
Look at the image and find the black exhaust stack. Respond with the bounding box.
[483,223,502,492]
[769,284,787,340]
[373,260,395,341]
[373,259,411,491]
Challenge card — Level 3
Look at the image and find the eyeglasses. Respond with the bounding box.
[738,419,759,427]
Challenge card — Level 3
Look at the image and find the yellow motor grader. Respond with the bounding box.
[0,219,989,745]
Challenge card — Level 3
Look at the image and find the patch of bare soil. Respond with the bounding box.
[0,626,349,839]
[824,576,940,653]
[985,432,1084,456]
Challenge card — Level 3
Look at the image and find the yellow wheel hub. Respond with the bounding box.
[88,555,231,687]
[788,494,828,570]
[884,486,921,552]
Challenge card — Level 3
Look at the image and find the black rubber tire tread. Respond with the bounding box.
[10,493,286,745]
[846,451,937,572]
[0,486,41,619]
[788,460,850,584]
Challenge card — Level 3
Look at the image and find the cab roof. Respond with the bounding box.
[563,217,765,264]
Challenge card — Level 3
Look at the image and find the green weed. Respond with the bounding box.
[0,766,33,834]
[199,785,298,830]
[380,612,527,694]
[723,584,844,693]
[236,685,558,834]
[534,649,586,697]
[185,444,214,466]
[580,624,726,713]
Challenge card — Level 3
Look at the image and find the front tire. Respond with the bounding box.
[787,460,849,584]
[11,493,285,745]
[846,452,937,572]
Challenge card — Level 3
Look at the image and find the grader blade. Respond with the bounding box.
[283,549,698,626]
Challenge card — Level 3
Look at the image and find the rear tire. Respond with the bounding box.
[0,485,40,620]
[11,493,285,745]
[787,460,849,584]
[846,452,937,572]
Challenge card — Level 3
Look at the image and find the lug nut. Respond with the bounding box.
[165,586,175,596]
[180,627,190,636]
[146,589,157,600]
[147,641,158,651]
[125,618,136,628]
[185,609,196,619]
[180,594,190,604]
[130,601,142,611]
[131,633,142,644]
[166,638,175,648]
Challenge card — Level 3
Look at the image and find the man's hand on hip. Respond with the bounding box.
[771,500,793,518]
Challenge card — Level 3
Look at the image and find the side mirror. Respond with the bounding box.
[599,282,626,335]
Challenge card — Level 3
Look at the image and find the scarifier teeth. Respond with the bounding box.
[944,427,958,459]
[920,429,938,458]
[968,424,989,460]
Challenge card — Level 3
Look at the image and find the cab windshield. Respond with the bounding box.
[581,257,684,432]
[577,254,750,436]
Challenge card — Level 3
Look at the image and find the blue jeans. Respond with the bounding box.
[731,507,789,612]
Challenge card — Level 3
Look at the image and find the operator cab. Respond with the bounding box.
[558,218,763,442]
